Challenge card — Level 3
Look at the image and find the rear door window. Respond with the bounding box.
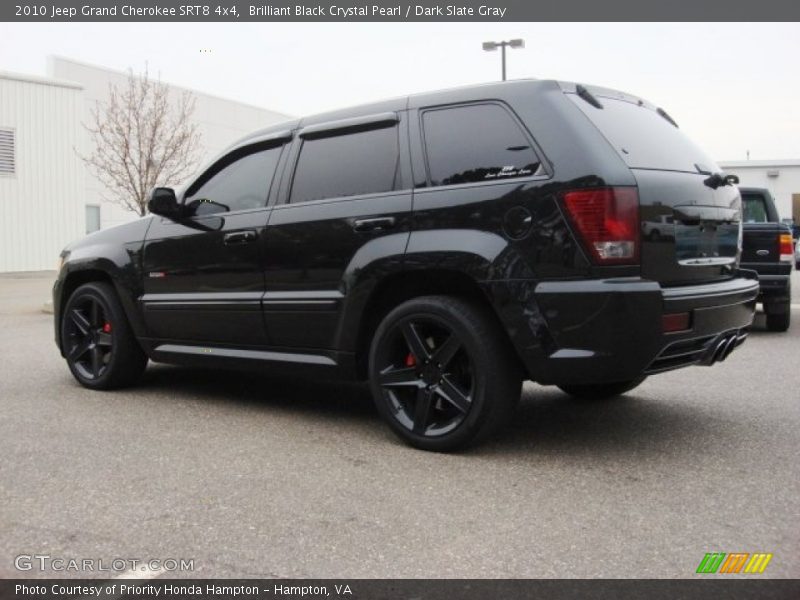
[421,103,543,187]
[289,125,400,203]
[567,93,718,174]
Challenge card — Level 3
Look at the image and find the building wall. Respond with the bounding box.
[47,56,292,231]
[720,160,800,223]
[0,72,84,272]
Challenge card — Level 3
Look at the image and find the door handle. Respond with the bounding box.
[223,230,258,245]
[353,217,396,232]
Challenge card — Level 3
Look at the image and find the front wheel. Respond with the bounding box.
[61,282,147,389]
[558,377,646,400]
[368,296,522,452]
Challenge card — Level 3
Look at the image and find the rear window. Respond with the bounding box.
[567,93,718,174]
[742,193,769,223]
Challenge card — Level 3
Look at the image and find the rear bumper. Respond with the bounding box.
[496,274,758,386]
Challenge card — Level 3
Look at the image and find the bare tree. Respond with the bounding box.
[82,67,202,216]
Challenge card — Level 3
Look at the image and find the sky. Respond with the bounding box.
[1,22,799,161]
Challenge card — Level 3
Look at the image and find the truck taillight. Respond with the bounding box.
[561,187,640,265]
[779,233,793,262]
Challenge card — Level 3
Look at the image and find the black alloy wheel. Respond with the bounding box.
[63,295,114,381]
[369,296,521,451]
[61,282,148,389]
[375,316,474,437]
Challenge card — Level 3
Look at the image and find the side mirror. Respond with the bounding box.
[147,187,181,220]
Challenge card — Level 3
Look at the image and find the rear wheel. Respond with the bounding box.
[765,305,790,332]
[558,377,646,400]
[368,296,521,452]
[61,282,147,389]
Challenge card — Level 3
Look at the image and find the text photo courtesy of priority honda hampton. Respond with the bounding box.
[54,79,758,451]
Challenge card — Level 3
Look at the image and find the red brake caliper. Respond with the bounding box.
[405,353,416,367]
[102,322,112,333]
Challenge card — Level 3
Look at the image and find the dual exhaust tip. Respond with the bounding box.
[709,332,745,364]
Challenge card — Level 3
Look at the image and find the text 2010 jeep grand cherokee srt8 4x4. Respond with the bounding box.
[54,80,758,451]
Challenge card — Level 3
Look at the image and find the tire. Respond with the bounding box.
[60,282,147,389]
[558,376,646,400]
[368,295,522,452]
[765,307,790,332]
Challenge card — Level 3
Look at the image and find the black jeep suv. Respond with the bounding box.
[54,80,758,451]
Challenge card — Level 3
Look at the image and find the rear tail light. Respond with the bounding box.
[779,233,793,262]
[561,187,640,265]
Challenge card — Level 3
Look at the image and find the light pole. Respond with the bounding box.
[482,39,525,81]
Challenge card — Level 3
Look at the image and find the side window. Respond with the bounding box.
[422,103,543,187]
[185,145,282,214]
[290,126,400,204]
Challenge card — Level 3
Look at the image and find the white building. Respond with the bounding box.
[0,71,84,273]
[0,57,291,273]
[719,159,800,225]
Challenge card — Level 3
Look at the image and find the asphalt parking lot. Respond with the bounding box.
[1,271,798,579]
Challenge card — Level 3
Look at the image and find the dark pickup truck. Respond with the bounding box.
[740,187,794,331]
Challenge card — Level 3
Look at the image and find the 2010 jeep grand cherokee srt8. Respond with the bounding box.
[54,80,758,451]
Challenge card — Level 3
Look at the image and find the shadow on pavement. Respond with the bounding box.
[470,376,757,462]
[141,363,377,420]
[135,363,733,460]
